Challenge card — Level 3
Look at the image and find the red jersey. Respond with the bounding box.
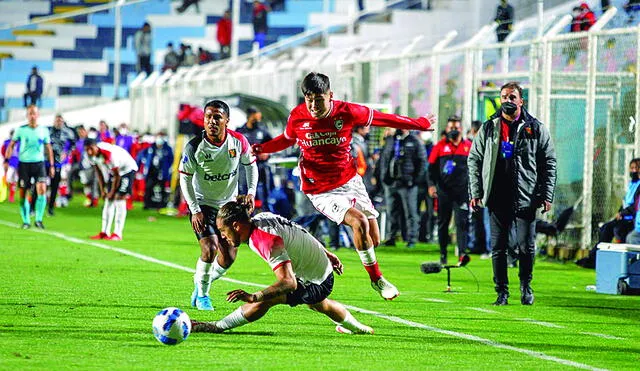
[285,100,373,194]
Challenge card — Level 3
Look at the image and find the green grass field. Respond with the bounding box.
[1,199,639,370]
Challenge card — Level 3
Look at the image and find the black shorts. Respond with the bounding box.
[107,171,134,196]
[189,205,221,240]
[286,273,334,307]
[18,161,47,188]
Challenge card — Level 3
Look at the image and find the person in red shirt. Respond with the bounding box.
[216,10,232,60]
[570,3,596,32]
[253,72,436,300]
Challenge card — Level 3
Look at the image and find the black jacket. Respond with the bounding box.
[380,131,427,188]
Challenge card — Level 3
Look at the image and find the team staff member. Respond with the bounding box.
[4,105,54,229]
[428,116,472,265]
[468,82,556,306]
[48,114,76,215]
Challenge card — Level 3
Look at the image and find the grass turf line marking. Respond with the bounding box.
[467,307,499,314]
[516,318,566,329]
[579,332,625,340]
[0,219,608,371]
[423,298,451,303]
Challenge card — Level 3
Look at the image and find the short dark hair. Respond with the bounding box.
[217,201,251,227]
[630,158,640,166]
[471,120,482,131]
[499,81,523,99]
[246,106,259,115]
[447,115,462,123]
[84,138,97,147]
[301,72,330,96]
[204,100,230,117]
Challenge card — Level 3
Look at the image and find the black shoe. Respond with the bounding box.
[34,221,45,229]
[440,254,447,265]
[47,208,55,216]
[520,286,534,305]
[383,239,396,247]
[21,223,30,230]
[493,292,509,306]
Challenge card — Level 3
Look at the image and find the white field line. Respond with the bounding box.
[467,307,499,314]
[579,332,625,340]
[0,219,609,371]
[517,318,566,329]
[423,298,451,303]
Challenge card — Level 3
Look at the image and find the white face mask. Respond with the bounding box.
[88,132,98,139]
[119,128,128,135]
[155,137,165,146]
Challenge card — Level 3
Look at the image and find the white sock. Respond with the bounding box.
[113,199,127,237]
[210,258,228,281]
[194,258,213,297]
[102,200,115,234]
[357,247,377,265]
[215,307,249,331]
[340,310,371,334]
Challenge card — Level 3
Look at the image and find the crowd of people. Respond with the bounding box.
[1,106,175,240]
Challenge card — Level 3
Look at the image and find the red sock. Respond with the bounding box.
[8,183,16,202]
[364,262,382,282]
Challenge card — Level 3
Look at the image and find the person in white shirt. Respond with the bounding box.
[179,100,258,311]
[85,139,139,241]
[190,201,373,335]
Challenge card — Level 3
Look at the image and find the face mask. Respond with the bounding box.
[119,128,128,135]
[155,137,165,146]
[630,172,639,181]
[502,101,518,116]
[447,130,460,141]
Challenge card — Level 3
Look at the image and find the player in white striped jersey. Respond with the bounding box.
[85,139,139,241]
[179,100,258,311]
[190,201,373,335]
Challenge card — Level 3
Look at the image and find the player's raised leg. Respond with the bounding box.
[343,208,399,300]
[308,298,373,334]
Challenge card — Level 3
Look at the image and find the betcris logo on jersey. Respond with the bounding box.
[203,169,238,182]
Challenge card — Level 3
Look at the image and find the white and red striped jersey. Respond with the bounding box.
[248,212,332,285]
[179,130,256,210]
[94,142,138,175]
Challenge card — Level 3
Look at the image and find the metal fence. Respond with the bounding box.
[131,19,640,250]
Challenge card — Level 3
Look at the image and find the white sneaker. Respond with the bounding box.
[335,324,374,335]
[371,276,400,300]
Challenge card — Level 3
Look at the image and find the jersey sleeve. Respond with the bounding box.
[238,133,256,166]
[284,114,297,140]
[250,228,291,271]
[12,128,21,142]
[42,127,51,144]
[178,141,197,175]
[348,102,374,127]
[428,142,440,165]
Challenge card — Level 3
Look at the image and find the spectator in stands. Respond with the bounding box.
[577,158,640,268]
[163,42,180,72]
[494,0,514,42]
[23,66,43,108]
[198,47,212,64]
[380,129,427,248]
[236,106,274,211]
[252,1,270,48]
[184,45,197,66]
[217,10,232,60]
[47,114,75,216]
[134,22,152,76]
[428,116,472,264]
[624,0,640,23]
[115,123,136,156]
[571,3,596,33]
[137,132,174,210]
[177,0,200,14]
[98,120,114,144]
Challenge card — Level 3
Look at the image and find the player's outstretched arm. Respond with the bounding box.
[371,110,436,131]
[252,134,295,155]
[226,261,297,303]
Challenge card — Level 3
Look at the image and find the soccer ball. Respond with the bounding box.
[152,307,191,345]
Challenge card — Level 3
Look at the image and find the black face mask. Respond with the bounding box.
[631,172,639,181]
[502,102,518,116]
[447,130,460,141]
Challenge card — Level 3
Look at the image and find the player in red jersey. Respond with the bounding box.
[252,72,435,300]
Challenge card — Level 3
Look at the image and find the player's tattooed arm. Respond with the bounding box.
[226,261,297,303]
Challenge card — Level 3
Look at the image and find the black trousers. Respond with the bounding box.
[48,167,62,211]
[138,55,152,76]
[23,92,40,107]
[489,208,536,293]
[437,191,469,258]
[599,218,633,243]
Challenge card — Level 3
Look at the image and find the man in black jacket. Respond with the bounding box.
[380,129,427,248]
[428,116,472,265]
[48,114,75,215]
[468,82,556,306]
